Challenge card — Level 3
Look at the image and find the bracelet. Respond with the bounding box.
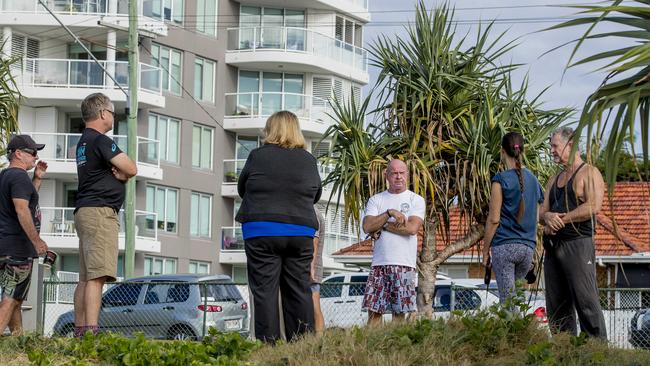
[385,209,391,218]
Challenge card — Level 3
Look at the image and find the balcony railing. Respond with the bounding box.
[226,27,368,73]
[225,92,332,121]
[22,132,160,168]
[222,159,246,184]
[18,58,162,95]
[40,207,158,241]
[222,226,244,251]
[220,225,357,255]
[1,0,147,16]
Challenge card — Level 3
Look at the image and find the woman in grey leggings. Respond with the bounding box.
[482,132,544,303]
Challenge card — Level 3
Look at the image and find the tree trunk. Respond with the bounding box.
[417,222,485,318]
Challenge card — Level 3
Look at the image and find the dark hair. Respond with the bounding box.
[502,132,525,223]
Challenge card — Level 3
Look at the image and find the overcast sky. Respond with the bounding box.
[363,0,629,121]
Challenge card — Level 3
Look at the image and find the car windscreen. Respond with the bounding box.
[201,283,243,302]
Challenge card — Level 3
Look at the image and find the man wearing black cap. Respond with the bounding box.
[0,134,48,335]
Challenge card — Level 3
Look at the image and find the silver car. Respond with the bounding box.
[53,274,249,340]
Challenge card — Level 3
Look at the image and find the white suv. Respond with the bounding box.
[320,273,547,328]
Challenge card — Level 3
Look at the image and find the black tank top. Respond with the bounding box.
[546,163,594,240]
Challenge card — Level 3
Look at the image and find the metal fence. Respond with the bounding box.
[39,280,650,350]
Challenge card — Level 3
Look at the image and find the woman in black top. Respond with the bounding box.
[236,111,322,343]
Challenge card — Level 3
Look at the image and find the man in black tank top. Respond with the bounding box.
[540,127,606,339]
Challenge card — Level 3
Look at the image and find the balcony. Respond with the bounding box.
[16,59,164,109]
[221,159,245,197]
[0,0,167,36]
[23,132,163,180]
[226,27,368,84]
[220,226,245,264]
[224,92,333,137]
[40,207,161,254]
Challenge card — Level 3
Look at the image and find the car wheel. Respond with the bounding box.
[58,324,75,338]
[168,325,196,341]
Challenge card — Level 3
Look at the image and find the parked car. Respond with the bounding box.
[629,308,650,348]
[53,274,249,340]
[320,274,547,328]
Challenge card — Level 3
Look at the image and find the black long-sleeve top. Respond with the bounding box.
[235,144,322,229]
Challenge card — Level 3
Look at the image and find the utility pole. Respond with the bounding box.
[125,0,139,278]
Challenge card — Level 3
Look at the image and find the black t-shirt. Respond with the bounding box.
[75,128,125,212]
[0,167,40,258]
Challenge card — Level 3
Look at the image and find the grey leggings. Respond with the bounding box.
[491,243,534,303]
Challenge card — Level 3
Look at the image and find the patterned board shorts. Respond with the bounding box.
[362,265,417,314]
[0,257,33,301]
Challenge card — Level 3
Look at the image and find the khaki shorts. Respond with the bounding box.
[75,207,119,282]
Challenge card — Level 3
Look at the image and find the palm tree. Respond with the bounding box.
[0,49,21,156]
[547,0,650,190]
[323,2,572,317]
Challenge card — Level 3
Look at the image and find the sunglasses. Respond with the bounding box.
[21,148,38,157]
[102,109,116,118]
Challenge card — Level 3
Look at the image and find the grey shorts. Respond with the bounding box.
[311,283,320,293]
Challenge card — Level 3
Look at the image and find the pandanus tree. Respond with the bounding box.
[0,49,21,157]
[547,0,650,190]
[322,2,572,317]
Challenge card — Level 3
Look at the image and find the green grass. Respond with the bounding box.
[2,303,650,366]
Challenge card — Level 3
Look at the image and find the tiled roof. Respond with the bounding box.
[596,182,650,256]
[333,182,650,259]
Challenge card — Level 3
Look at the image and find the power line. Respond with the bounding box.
[139,43,226,132]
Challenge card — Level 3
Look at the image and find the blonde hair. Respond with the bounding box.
[263,111,306,149]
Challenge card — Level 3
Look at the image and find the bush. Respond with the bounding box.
[20,328,260,366]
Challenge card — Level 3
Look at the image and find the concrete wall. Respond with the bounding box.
[139,0,239,276]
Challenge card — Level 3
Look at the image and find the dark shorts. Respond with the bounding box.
[362,265,417,314]
[0,257,33,301]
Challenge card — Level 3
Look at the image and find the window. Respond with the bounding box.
[146,185,178,233]
[236,135,259,162]
[237,71,304,115]
[144,256,177,276]
[196,0,217,37]
[232,266,247,283]
[192,124,213,170]
[335,15,363,47]
[189,260,210,274]
[11,33,39,59]
[11,33,39,71]
[150,44,182,95]
[148,113,180,163]
[147,0,184,25]
[145,282,189,304]
[194,57,215,102]
[349,275,367,297]
[190,192,212,238]
[103,283,143,307]
[202,284,243,301]
[321,276,344,298]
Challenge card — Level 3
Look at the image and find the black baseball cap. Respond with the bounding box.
[7,135,46,152]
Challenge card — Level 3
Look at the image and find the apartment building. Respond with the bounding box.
[0,0,369,282]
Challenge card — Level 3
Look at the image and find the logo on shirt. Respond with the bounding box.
[76,144,87,166]
[400,202,410,215]
[111,143,117,152]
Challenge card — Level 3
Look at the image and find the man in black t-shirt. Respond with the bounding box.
[0,134,48,335]
[73,93,137,337]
